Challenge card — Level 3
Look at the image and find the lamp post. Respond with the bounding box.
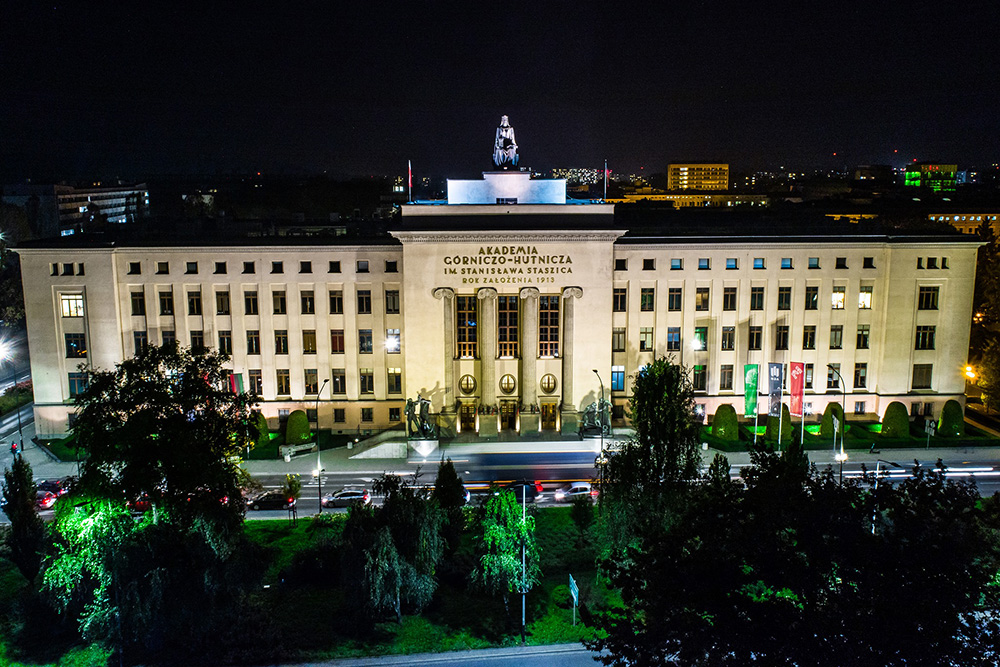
[0,340,24,452]
[592,369,605,491]
[872,459,903,534]
[314,378,329,513]
[827,364,847,484]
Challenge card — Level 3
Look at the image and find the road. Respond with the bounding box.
[268,643,601,667]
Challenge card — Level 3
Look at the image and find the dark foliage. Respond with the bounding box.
[1,456,46,583]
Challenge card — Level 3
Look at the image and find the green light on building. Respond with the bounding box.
[904,163,957,192]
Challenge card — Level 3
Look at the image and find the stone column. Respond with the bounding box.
[519,287,540,407]
[560,287,584,434]
[432,287,456,411]
[478,288,498,406]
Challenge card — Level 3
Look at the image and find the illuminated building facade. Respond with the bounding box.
[903,163,957,192]
[667,163,729,191]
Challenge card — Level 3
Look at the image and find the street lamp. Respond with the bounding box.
[592,369,605,492]
[314,378,329,513]
[827,364,848,485]
[0,340,24,452]
[871,459,903,534]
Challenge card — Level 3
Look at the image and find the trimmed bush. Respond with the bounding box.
[251,411,270,448]
[881,401,910,439]
[285,410,312,445]
[711,404,740,442]
[938,399,965,437]
[765,404,793,443]
[551,583,572,609]
[820,402,846,439]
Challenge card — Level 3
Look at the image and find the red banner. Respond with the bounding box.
[790,362,804,417]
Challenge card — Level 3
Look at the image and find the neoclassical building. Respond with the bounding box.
[16,170,980,438]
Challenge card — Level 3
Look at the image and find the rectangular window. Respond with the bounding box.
[389,407,401,421]
[640,327,654,352]
[723,287,736,311]
[331,369,346,394]
[748,326,762,350]
[191,330,205,352]
[720,365,734,390]
[302,330,317,354]
[271,261,283,274]
[187,291,202,316]
[918,286,939,310]
[274,330,288,355]
[218,330,232,355]
[272,290,287,315]
[614,258,627,271]
[242,261,254,274]
[61,263,74,276]
[753,258,765,269]
[781,258,793,269]
[831,286,846,309]
[361,407,374,422]
[805,286,818,310]
[830,325,843,349]
[913,364,933,389]
[385,260,398,273]
[808,257,820,269]
[692,365,706,391]
[156,261,169,275]
[854,363,867,389]
[304,369,319,394]
[247,330,260,355]
[695,287,709,311]
[928,257,938,269]
[127,262,141,275]
[777,286,791,310]
[130,291,146,316]
[300,261,312,274]
[159,292,174,316]
[334,408,346,423]
[498,295,519,357]
[726,258,738,270]
[640,288,655,312]
[750,286,764,311]
[863,257,875,269]
[244,291,259,315]
[357,260,369,273]
[214,261,226,274]
[642,258,655,270]
[805,363,814,389]
[666,327,680,351]
[276,370,290,395]
[668,287,682,311]
[133,331,148,355]
[386,328,401,354]
[329,261,341,273]
[775,325,789,350]
[803,325,816,350]
[694,326,707,351]
[613,288,627,312]
[65,333,87,358]
[359,329,373,354]
[331,329,345,353]
[539,295,560,357]
[721,326,735,350]
[698,258,710,270]
[854,401,866,415]
[612,327,626,352]
[301,290,315,315]
[827,363,841,389]
[385,290,400,314]
[857,324,870,349]
[611,365,625,391]
[915,325,936,350]
[359,368,374,394]
[387,367,402,394]
[248,370,262,395]
[330,290,343,314]
[457,296,478,358]
[68,372,88,398]
[858,285,873,309]
[836,257,848,269]
[162,330,175,347]
[185,261,198,275]
[61,294,85,318]
[216,291,230,315]
[671,258,683,270]
[357,289,372,314]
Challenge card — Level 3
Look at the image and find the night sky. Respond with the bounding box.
[2,2,999,181]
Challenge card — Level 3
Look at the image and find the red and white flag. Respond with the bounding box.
[790,362,804,417]
[408,160,412,190]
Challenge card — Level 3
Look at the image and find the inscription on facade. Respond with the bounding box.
[443,245,574,285]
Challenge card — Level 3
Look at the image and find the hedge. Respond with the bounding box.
[252,411,270,448]
[285,410,312,445]
[881,401,910,438]
[820,402,846,439]
[765,404,793,443]
[938,399,964,437]
[711,404,740,442]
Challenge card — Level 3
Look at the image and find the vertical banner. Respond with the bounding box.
[789,362,804,417]
[743,364,759,417]
[768,363,783,417]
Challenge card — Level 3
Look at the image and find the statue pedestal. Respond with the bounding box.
[479,414,499,438]
[408,439,439,459]
[436,413,457,439]
[519,413,540,434]
[561,411,580,436]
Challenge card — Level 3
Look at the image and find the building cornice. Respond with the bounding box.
[391,229,625,244]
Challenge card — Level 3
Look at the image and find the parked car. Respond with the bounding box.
[246,491,296,511]
[505,480,544,503]
[553,482,597,503]
[35,490,57,510]
[322,488,371,508]
[36,477,74,497]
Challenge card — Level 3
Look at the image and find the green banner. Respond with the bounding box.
[744,364,759,417]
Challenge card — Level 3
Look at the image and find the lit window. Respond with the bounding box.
[385,328,401,353]
[831,286,845,309]
[540,374,557,394]
[858,286,873,309]
[611,365,625,391]
[61,294,85,317]
[499,374,516,394]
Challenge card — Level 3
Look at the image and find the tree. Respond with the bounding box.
[937,399,965,437]
[282,473,302,501]
[978,337,1000,413]
[0,205,27,324]
[1,456,46,583]
[285,409,311,445]
[881,401,910,438]
[710,403,739,442]
[570,495,595,545]
[251,410,270,449]
[820,401,845,440]
[432,458,466,553]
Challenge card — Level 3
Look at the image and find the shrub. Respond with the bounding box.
[551,583,572,608]
[251,411,270,448]
[938,399,964,437]
[881,401,910,438]
[820,402,846,439]
[765,404,793,443]
[711,404,740,442]
[285,410,312,445]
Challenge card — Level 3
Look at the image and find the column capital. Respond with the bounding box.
[561,286,584,300]
[432,287,455,300]
[477,287,499,301]
[519,286,540,300]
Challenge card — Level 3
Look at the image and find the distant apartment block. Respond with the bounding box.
[927,212,1000,236]
[2,183,149,237]
[903,163,957,192]
[667,163,729,191]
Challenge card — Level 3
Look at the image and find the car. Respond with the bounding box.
[553,482,597,503]
[36,477,74,497]
[35,490,57,510]
[505,480,544,503]
[322,488,371,508]
[246,491,296,511]
[128,494,152,513]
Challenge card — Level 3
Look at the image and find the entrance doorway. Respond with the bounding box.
[541,403,557,430]
[459,404,477,434]
[500,401,517,431]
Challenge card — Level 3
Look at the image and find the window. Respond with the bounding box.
[830,325,843,349]
[857,325,870,349]
[331,369,346,394]
[248,370,262,395]
[133,331,148,355]
[689,365,706,391]
[781,258,793,269]
[614,258,627,271]
[300,261,312,274]
[498,295,518,356]
[913,364,933,389]
[162,330,176,347]
[216,291,230,315]
[185,261,198,275]
[858,285,872,309]
[304,369,319,394]
[357,289,372,314]
[276,370,290,395]
[385,260,398,273]
[721,326,735,350]
[748,326,762,350]
[863,257,875,269]
[836,257,848,269]
[389,407,401,421]
[613,288,627,312]
[272,290,287,315]
[460,375,477,394]
[271,261,283,274]
[775,325,789,350]
[540,374,557,394]
[242,261,255,274]
[159,292,174,316]
[698,258,710,270]
[329,261,341,273]
[694,326,707,351]
[357,260,369,273]
[539,295,560,356]
[386,328,401,353]
[805,286,818,310]
[927,257,938,269]
[726,258,738,270]
[612,327,626,352]
[642,258,655,270]
[803,325,816,350]
[156,261,169,275]
[359,329,373,354]
[639,327,654,352]
[301,290,315,315]
[915,325,936,350]
[303,330,317,354]
[65,333,87,358]
[331,329,345,353]
[831,286,846,309]
[61,294,85,317]
[307,408,317,423]
[246,330,260,355]
[359,407,373,422]
[385,290,400,314]
[387,368,402,394]
[668,287,682,311]
[244,291,259,315]
[753,258,765,269]
[130,291,146,316]
[918,286,939,310]
[68,372,88,398]
[611,365,625,391]
[808,257,820,269]
[218,330,232,355]
[777,286,791,310]
[214,261,226,274]
[360,369,374,394]
[457,296,477,358]
[128,262,141,275]
[274,330,288,355]
[61,263,74,276]
[187,291,202,316]
[695,288,709,311]
[854,363,867,389]
[334,408,346,423]
[499,374,516,394]
[666,327,680,351]
[722,287,736,311]
[330,290,344,314]
[854,401,866,415]
[750,286,764,310]
[720,365,734,391]
[640,288,655,311]
[671,258,682,270]
[191,330,205,352]
[827,364,841,389]
[805,363,813,389]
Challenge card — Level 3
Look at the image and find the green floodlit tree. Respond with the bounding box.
[432,458,467,554]
[978,337,1000,413]
[1,455,46,583]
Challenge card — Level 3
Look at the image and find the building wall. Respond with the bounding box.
[667,164,730,191]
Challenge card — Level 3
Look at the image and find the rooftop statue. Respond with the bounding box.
[492,115,519,170]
